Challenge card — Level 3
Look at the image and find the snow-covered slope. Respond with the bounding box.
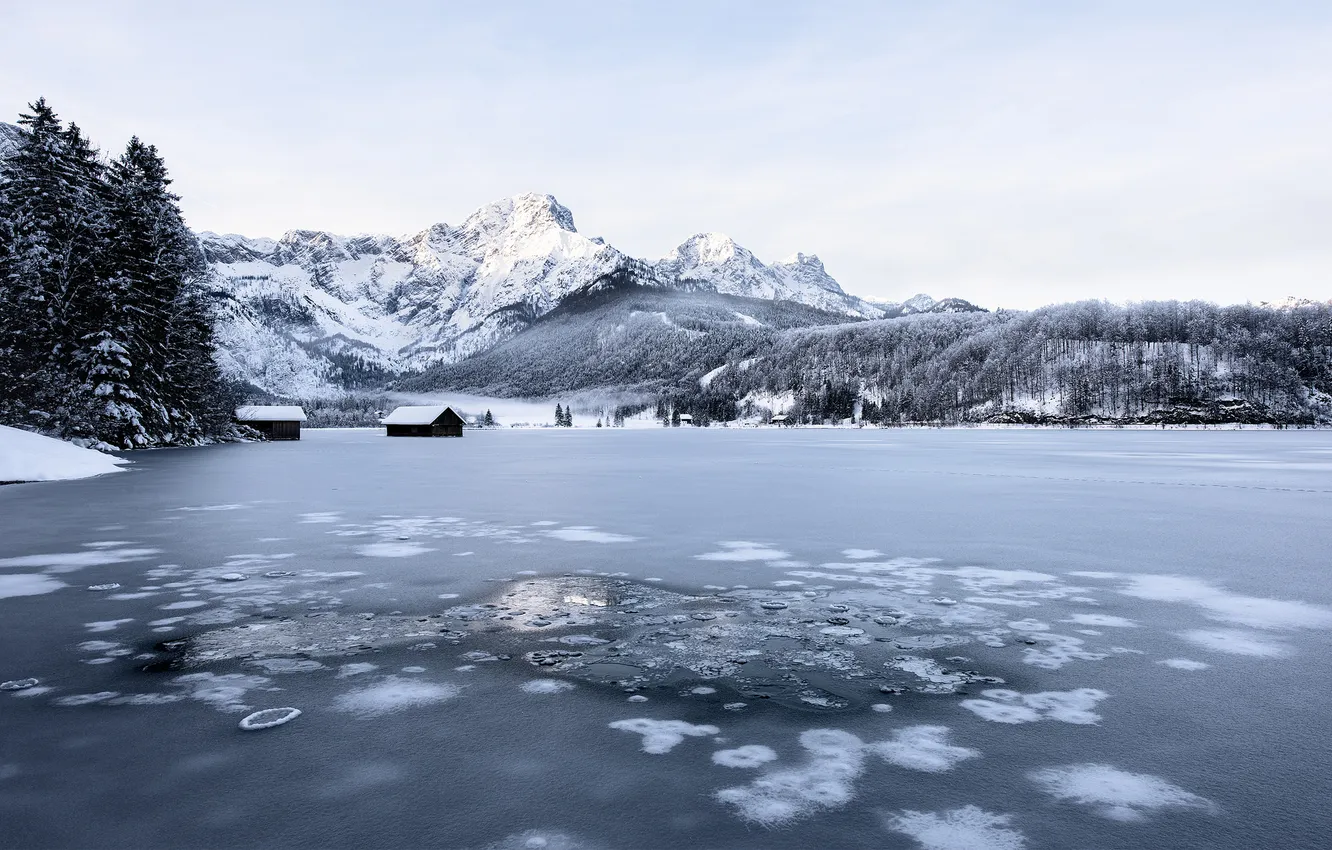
[0,425,129,483]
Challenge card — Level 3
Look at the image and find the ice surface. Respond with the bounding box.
[960,688,1108,725]
[1177,628,1288,656]
[1027,763,1217,821]
[0,424,128,482]
[483,830,605,850]
[885,805,1026,850]
[333,676,460,716]
[609,718,719,754]
[695,541,790,561]
[713,745,779,768]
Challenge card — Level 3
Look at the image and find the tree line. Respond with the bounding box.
[407,286,1332,426]
[0,99,234,448]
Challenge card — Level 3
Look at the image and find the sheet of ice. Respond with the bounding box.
[609,718,719,754]
[0,575,67,599]
[1027,763,1218,821]
[712,745,779,768]
[960,688,1108,725]
[1177,628,1288,657]
[483,831,606,850]
[884,805,1026,850]
[695,542,791,562]
[0,425,128,482]
[356,542,436,558]
[333,676,460,715]
[542,527,637,543]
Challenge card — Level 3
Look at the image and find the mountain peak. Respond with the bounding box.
[462,192,578,240]
[669,232,740,265]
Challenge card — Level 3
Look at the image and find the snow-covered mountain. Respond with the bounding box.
[203,192,907,396]
[203,194,647,395]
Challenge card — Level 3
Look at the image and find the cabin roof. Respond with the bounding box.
[236,405,307,422]
[381,405,458,425]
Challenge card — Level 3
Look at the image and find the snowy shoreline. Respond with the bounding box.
[0,425,129,484]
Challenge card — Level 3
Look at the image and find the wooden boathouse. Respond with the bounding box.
[382,405,465,437]
[235,405,307,440]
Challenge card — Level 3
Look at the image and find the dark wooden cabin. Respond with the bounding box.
[235,405,307,440]
[382,405,465,437]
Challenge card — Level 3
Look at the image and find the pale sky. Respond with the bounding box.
[3,1,1330,309]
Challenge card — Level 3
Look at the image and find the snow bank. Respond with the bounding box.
[0,425,128,483]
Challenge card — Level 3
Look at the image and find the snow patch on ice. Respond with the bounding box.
[1158,658,1209,670]
[333,676,460,715]
[0,547,159,572]
[696,541,790,562]
[1117,575,1332,631]
[716,726,976,826]
[1064,613,1137,628]
[884,805,1026,850]
[713,745,779,768]
[842,549,884,560]
[960,688,1107,725]
[84,619,134,633]
[1177,628,1287,657]
[520,679,574,695]
[543,527,637,543]
[0,575,67,598]
[356,541,435,558]
[609,718,719,754]
[1027,763,1217,821]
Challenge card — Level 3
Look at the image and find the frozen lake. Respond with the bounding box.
[2,428,1331,849]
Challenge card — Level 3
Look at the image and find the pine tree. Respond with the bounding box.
[0,99,107,430]
[484,409,494,427]
[563,406,574,427]
[554,403,563,427]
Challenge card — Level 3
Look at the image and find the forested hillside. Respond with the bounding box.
[409,291,1332,426]
[0,100,235,448]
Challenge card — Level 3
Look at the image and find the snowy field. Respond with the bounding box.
[0,425,128,483]
[1,428,1330,849]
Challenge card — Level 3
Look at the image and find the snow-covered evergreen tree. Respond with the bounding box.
[0,99,231,448]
